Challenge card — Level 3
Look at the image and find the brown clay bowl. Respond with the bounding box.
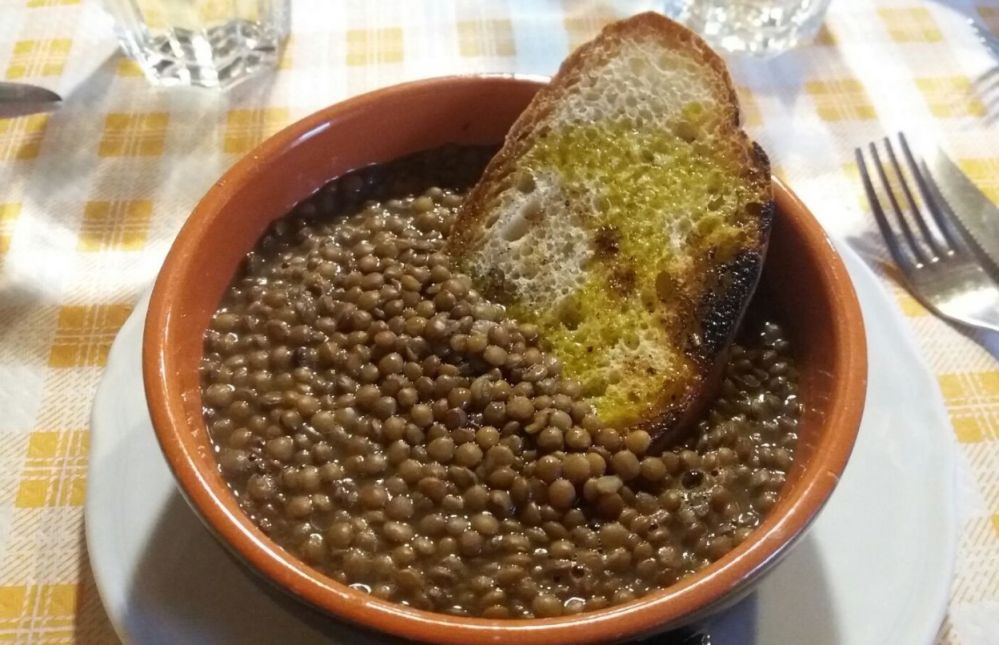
[143,75,867,644]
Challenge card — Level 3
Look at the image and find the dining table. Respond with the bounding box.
[0,0,997,643]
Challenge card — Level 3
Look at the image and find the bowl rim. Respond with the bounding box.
[142,75,867,644]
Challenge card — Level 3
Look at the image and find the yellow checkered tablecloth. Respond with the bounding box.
[0,0,997,642]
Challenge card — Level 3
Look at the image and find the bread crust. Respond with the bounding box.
[451,12,757,250]
[449,12,774,444]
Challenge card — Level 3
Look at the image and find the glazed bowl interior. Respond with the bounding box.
[143,76,866,645]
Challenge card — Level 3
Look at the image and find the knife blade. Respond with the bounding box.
[926,146,999,270]
[0,82,62,118]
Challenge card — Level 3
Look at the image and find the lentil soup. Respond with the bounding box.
[199,145,800,619]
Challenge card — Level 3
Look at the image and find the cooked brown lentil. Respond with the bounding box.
[200,146,801,619]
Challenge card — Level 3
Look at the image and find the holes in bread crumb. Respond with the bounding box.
[522,197,543,223]
[516,171,536,194]
[655,271,676,302]
[674,120,698,143]
[583,375,608,397]
[684,101,705,118]
[697,214,721,236]
[556,296,582,331]
[640,288,657,313]
[501,199,541,242]
[593,225,619,258]
[609,266,636,294]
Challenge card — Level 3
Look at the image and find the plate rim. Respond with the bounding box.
[84,242,958,645]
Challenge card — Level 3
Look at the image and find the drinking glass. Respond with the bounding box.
[103,0,290,88]
[664,0,833,55]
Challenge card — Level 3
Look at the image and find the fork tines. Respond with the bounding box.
[854,133,972,271]
[971,19,999,60]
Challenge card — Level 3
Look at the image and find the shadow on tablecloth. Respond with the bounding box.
[75,521,122,645]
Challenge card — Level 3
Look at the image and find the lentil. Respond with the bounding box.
[202,147,801,619]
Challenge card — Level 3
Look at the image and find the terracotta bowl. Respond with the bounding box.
[143,76,867,644]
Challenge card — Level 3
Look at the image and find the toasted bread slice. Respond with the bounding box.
[448,13,773,444]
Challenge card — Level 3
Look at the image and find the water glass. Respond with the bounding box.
[664,0,833,55]
[103,0,290,88]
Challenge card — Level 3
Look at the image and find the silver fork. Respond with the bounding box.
[971,19,999,59]
[855,133,999,333]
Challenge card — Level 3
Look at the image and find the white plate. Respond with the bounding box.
[86,244,957,645]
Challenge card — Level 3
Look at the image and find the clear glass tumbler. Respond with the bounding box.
[664,0,833,55]
[103,0,290,88]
